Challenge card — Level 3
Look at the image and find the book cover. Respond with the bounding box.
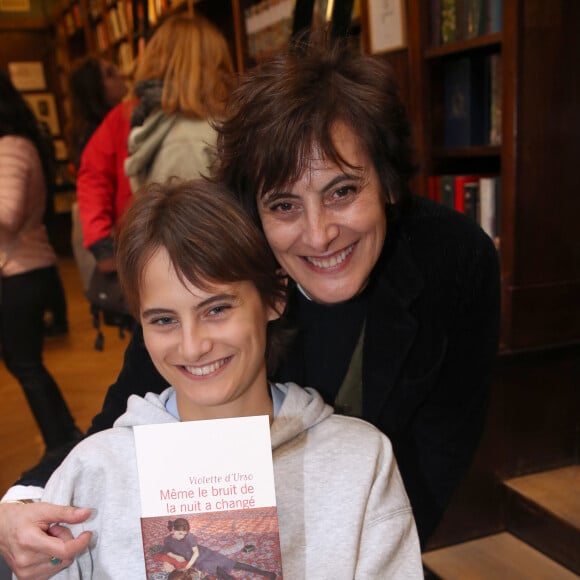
[444,56,489,148]
[453,174,480,214]
[465,0,485,39]
[440,175,456,209]
[489,53,502,145]
[440,0,457,44]
[134,415,282,579]
[487,0,502,33]
[462,181,479,221]
[478,175,501,247]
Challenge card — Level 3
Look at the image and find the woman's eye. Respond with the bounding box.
[331,185,357,201]
[207,304,232,317]
[151,316,175,326]
[269,201,295,213]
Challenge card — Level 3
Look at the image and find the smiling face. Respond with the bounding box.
[140,247,278,422]
[257,123,387,304]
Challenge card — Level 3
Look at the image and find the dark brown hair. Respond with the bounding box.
[214,29,417,224]
[167,518,190,532]
[67,57,111,166]
[116,179,289,374]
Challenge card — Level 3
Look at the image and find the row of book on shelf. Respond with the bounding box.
[428,174,501,247]
[63,3,83,35]
[243,0,361,60]
[94,1,132,49]
[444,52,501,148]
[432,0,503,45]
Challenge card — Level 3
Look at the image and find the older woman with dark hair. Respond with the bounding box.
[214,33,500,545]
[0,31,499,578]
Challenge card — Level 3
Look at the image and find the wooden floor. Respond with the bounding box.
[0,257,129,495]
[423,532,580,580]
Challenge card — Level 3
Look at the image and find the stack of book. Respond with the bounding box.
[432,0,503,45]
[428,174,501,247]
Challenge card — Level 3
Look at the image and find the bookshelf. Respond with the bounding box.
[406,0,580,352]
[46,0,580,352]
[403,0,580,551]
[49,0,351,83]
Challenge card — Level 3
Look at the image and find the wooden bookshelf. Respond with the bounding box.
[407,0,580,352]
[404,0,580,552]
[48,0,575,353]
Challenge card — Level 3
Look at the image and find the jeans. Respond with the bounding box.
[1,266,79,450]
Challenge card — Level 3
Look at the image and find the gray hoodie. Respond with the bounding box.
[124,110,217,193]
[43,384,422,579]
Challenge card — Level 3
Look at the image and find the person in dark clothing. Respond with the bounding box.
[37,121,69,337]
[0,71,82,453]
[0,30,499,578]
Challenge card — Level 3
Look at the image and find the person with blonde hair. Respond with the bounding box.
[124,12,235,192]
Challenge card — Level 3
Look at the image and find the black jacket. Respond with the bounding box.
[19,196,500,547]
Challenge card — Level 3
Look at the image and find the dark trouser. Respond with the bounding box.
[45,266,68,328]
[1,266,79,450]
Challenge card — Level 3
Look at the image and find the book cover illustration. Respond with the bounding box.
[134,415,282,580]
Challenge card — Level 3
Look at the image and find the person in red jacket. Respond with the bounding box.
[68,58,128,290]
[76,100,133,275]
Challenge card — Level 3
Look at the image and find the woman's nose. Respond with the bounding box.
[179,325,212,360]
[302,209,340,251]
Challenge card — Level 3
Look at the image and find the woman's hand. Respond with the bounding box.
[0,502,92,579]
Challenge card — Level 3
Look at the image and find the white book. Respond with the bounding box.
[134,415,282,578]
[478,176,500,246]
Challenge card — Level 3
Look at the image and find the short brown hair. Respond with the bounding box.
[132,14,234,118]
[116,180,289,374]
[214,29,417,224]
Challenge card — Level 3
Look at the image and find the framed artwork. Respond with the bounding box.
[23,93,61,136]
[8,61,46,91]
[367,0,407,54]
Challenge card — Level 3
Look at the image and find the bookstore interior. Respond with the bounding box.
[1,0,578,575]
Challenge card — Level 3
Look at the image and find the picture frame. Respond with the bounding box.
[8,61,46,91]
[23,93,61,136]
[366,0,407,54]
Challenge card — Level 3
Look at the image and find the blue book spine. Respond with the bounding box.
[444,55,489,147]
[487,0,502,33]
[444,58,472,147]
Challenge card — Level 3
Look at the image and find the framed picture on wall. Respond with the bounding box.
[23,92,61,136]
[8,61,46,91]
[367,0,407,54]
